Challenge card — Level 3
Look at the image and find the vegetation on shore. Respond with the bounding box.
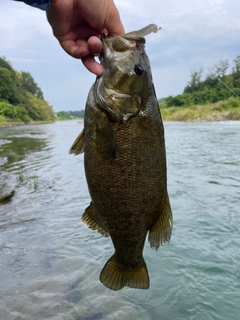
[160,97,240,121]
[159,55,240,121]
[56,110,84,121]
[1,53,240,126]
[0,56,55,125]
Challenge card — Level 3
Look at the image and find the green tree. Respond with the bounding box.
[165,94,193,107]
[57,111,71,120]
[0,56,55,123]
[232,56,240,88]
[0,101,30,122]
[21,71,44,99]
[0,67,15,100]
[232,56,240,74]
[0,57,24,104]
[25,93,55,121]
[214,59,229,79]
[0,56,13,72]
[69,110,85,118]
[184,68,204,93]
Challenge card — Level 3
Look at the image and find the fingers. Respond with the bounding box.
[105,2,125,36]
[82,55,103,76]
[59,38,88,58]
[59,36,101,58]
[87,36,102,55]
[60,36,103,76]
[107,18,124,36]
[82,37,103,75]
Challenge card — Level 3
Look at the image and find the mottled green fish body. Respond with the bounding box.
[70,24,173,291]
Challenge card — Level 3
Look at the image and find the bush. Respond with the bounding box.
[0,115,7,124]
[0,101,30,122]
[226,112,240,120]
[165,94,193,107]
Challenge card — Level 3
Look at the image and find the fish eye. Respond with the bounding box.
[134,64,145,76]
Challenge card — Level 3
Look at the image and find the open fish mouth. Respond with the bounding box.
[98,33,108,63]
[98,24,160,64]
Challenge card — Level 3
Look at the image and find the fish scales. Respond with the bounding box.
[70,24,173,290]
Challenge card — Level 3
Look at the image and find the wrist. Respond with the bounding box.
[20,0,51,10]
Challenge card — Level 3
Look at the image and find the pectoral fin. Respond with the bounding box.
[82,202,109,237]
[148,193,173,250]
[69,129,85,155]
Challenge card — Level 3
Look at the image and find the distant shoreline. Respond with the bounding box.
[0,120,54,128]
[162,112,240,122]
[0,113,239,128]
[160,98,240,122]
[0,121,25,128]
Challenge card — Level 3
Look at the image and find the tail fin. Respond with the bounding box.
[100,255,149,291]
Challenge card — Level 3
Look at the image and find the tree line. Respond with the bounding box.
[164,55,240,107]
[0,56,55,123]
[56,110,85,120]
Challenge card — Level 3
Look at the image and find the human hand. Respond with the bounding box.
[47,0,124,76]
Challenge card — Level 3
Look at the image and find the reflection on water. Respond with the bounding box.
[0,126,50,168]
[0,121,240,320]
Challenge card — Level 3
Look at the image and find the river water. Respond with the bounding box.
[0,120,239,320]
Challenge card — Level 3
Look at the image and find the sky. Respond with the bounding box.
[0,0,240,112]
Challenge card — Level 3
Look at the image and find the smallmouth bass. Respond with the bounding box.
[70,24,173,291]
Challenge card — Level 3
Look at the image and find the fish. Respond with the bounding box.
[69,24,173,291]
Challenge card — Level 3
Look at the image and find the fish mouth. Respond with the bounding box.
[99,33,142,65]
[99,33,108,63]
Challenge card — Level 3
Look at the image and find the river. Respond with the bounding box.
[0,120,239,320]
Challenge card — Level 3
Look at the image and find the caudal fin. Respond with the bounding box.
[100,255,149,291]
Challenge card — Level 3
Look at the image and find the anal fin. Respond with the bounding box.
[148,193,173,250]
[82,202,109,237]
[69,129,85,155]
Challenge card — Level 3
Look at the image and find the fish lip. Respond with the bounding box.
[99,33,108,63]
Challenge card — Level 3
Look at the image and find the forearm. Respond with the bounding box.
[13,0,51,10]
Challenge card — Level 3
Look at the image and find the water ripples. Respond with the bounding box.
[0,121,240,319]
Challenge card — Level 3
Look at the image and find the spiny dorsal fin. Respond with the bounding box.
[69,129,85,155]
[82,202,109,237]
[148,193,173,250]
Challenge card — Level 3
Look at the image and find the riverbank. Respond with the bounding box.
[0,119,55,128]
[0,120,25,128]
[160,97,240,122]
[1,98,240,126]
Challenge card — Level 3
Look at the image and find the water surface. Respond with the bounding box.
[0,120,239,320]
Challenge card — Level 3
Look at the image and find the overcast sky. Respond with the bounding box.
[0,0,239,111]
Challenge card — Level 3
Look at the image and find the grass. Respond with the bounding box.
[0,115,7,124]
[17,169,25,183]
[32,175,39,191]
[160,97,240,122]
[17,169,39,191]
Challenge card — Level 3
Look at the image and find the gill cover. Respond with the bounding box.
[97,24,160,123]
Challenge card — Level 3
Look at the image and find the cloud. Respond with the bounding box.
[0,0,239,111]
[0,1,51,50]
